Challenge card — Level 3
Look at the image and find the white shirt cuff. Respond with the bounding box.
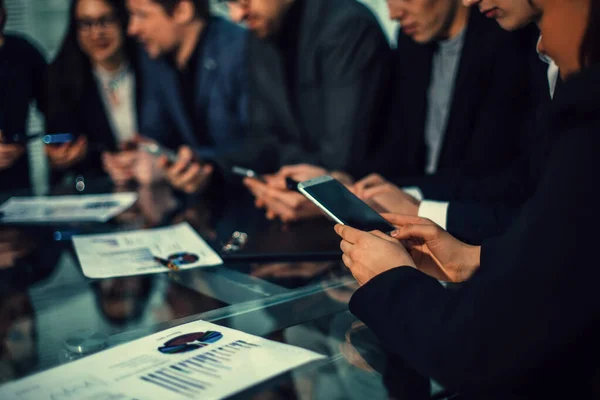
[418,200,450,230]
[402,186,424,201]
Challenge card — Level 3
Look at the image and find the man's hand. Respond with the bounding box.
[45,136,88,170]
[102,143,138,186]
[159,146,213,194]
[244,164,354,222]
[384,214,481,283]
[243,177,322,222]
[353,173,420,215]
[0,131,26,170]
[268,164,354,187]
[335,224,416,286]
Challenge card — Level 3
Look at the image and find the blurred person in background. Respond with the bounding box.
[46,0,163,187]
[242,0,540,232]
[0,0,47,191]
[127,0,249,194]
[224,0,393,194]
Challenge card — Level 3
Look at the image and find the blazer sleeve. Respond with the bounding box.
[349,126,600,394]
[445,201,521,245]
[279,16,392,173]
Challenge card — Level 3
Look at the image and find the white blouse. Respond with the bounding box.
[93,63,138,144]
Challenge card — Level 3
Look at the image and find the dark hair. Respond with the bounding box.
[580,0,600,68]
[47,0,134,122]
[151,0,210,20]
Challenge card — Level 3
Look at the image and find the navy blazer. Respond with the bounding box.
[139,17,248,169]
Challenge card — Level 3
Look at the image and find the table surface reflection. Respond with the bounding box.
[0,179,410,399]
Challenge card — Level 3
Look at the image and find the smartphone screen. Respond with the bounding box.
[300,177,395,232]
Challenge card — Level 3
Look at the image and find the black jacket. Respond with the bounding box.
[350,64,600,398]
[0,35,46,191]
[386,12,536,182]
[247,0,392,177]
[45,54,144,180]
[423,28,555,244]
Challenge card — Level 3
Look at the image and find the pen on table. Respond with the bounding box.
[153,255,180,271]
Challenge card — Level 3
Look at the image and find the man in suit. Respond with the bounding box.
[0,0,46,192]
[127,0,249,193]
[225,0,393,183]
[244,0,537,228]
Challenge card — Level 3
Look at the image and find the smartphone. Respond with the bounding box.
[1,132,43,144]
[139,142,178,163]
[232,166,264,181]
[298,175,395,233]
[42,133,74,145]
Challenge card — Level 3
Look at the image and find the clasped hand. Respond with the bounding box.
[335,214,481,285]
[244,163,354,222]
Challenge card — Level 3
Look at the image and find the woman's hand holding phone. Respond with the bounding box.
[45,135,88,170]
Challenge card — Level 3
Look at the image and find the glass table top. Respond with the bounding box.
[1,179,426,399]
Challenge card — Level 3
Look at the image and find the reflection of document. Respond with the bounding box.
[0,193,138,223]
[0,320,325,400]
[73,222,223,278]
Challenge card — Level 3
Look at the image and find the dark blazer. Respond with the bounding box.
[139,17,248,171]
[45,52,144,180]
[416,29,555,245]
[386,11,535,182]
[0,35,46,191]
[247,0,392,177]
[349,65,600,398]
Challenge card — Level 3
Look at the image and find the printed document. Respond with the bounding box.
[73,222,223,278]
[0,320,325,400]
[0,193,138,223]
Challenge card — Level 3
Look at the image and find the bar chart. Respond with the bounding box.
[140,340,262,398]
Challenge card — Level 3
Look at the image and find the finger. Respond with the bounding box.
[361,184,396,200]
[157,155,170,170]
[370,230,400,244]
[353,174,385,194]
[175,162,202,187]
[264,187,306,209]
[334,224,365,244]
[391,223,439,242]
[244,177,269,196]
[340,239,354,254]
[341,253,353,269]
[381,213,433,227]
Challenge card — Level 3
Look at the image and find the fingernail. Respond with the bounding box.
[390,230,399,236]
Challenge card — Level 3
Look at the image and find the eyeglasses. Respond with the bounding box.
[76,14,119,33]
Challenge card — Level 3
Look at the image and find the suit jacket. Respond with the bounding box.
[386,11,535,183]
[0,35,46,191]
[349,64,600,398]
[247,0,393,177]
[139,17,249,172]
[416,26,555,244]
[46,54,144,179]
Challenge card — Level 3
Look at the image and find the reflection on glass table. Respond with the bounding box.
[0,179,361,395]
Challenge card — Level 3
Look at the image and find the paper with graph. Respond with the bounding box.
[72,222,223,278]
[0,320,325,400]
[0,193,138,223]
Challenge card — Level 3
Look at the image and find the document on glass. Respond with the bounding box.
[0,192,138,223]
[0,320,326,400]
[73,222,223,278]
